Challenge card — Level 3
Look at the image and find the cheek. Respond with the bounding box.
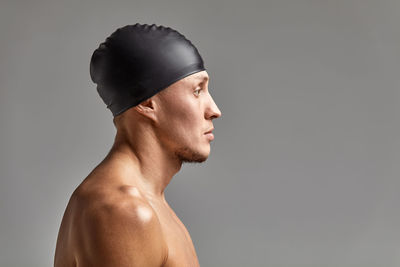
[173,109,199,137]
[159,101,196,138]
[157,91,203,141]
[170,107,202,142]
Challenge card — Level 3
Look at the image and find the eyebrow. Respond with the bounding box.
[194,75,209,82]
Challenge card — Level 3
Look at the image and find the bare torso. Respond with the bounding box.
[54,160,200,267]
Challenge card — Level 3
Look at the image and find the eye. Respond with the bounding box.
[194,88,203,96]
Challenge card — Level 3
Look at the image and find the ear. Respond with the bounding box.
[133,98,158,123]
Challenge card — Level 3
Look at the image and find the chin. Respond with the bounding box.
[175,145,210,163]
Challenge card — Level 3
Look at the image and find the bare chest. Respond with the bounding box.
[153,204,200,267]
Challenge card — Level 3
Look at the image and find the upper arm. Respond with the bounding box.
[79,200,168,267]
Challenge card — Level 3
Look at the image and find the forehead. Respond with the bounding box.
[163,71,209,94]
[183,71,209,84]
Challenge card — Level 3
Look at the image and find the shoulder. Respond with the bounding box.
[76,184,151,217]
[72,185,168,266]
[73,184,161,235]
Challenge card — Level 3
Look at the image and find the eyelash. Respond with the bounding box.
[194,88,203,96]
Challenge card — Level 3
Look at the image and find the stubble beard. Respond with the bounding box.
[174,146,208,163]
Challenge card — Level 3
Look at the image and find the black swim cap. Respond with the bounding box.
[90,23,206,117]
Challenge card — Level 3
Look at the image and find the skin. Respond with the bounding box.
[54,70,222,267]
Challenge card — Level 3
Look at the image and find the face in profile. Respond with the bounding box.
[154,71,222,163]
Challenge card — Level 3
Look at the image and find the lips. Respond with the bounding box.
[204,128,214,134]
[205,132,214,140]
[204,128,215,140]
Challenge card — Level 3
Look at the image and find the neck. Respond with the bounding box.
[104,126,183,201]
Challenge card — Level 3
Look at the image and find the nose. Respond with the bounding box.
[205,92,222,120]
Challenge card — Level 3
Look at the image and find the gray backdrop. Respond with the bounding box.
[1,0,399,266]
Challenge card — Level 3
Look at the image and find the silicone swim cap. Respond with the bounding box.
[90,23,206,117]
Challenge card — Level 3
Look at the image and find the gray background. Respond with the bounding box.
[1,0,399,266]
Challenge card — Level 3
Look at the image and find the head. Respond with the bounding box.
[90,23,221,163]
[113,70,221,163]
[154,70,221,163]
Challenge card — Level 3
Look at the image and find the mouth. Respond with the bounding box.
[204,128,214,135]
[204,128,215,140]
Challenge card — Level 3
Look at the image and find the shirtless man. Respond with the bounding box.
[54,24,222,266]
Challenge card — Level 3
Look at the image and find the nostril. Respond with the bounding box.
[211,114,220,120]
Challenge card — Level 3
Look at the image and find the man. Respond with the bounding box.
[54,23,222,266]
